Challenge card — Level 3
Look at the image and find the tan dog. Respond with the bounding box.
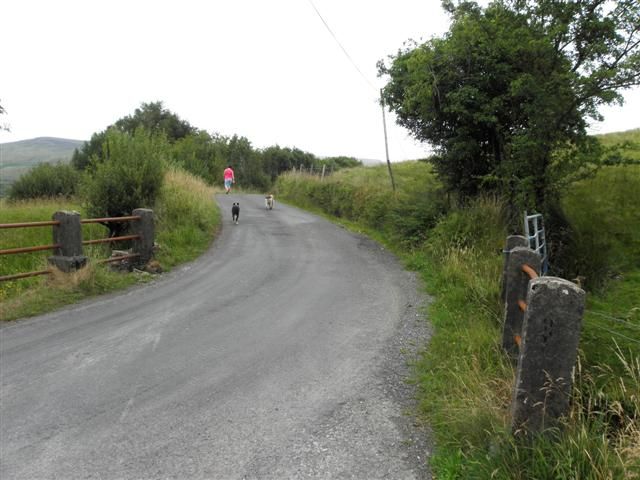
[265,194,274,210]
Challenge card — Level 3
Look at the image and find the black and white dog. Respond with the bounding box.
[231,202,240,224]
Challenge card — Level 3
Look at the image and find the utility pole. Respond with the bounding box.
[380,89,396,193]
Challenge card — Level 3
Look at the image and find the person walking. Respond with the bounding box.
[223,165,235,194]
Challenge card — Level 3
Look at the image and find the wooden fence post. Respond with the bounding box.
[502,246,541,359]
[511,277,585,435]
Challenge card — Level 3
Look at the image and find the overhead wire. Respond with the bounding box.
[305,0,422,162]
[306,0,378,92]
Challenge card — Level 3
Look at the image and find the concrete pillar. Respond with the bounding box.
[131,209,154,265]
[48,211,87,272]
[511,277,585,435]
[502,246,541,358]
[501,235,529,303]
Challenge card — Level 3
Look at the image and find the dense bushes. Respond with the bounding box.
[81,129,167,235]
[72,101,197,171]
[8,163,80,200]
[154,168,219,268]
[170,131,226,185]
[276,161,446,247]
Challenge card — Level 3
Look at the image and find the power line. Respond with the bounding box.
[306,0,401,183]
[306,0,377,92]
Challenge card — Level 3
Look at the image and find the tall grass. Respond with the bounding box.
[563,164,640,288]
[415,196,638,479]
[155,167,220,268]
[563,164,640,380]
[276,162,446,246]
[0,167,219,321]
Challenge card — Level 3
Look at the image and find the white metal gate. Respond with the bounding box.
[524,212,548,274]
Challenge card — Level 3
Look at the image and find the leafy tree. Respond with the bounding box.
[226,135,269,190]
[260,145,318,182]
[115,101,197,140]
[170,131,227,185]
[8,163,80,200]
[171,132,272,191]
[72,102,196,170]
[82,128,167,236]
[261,145,294,182]
[289,147,318,174]
[71,131,107,170]
[379,0,640,213]
[259,148,358,182]
[320,156,362,171]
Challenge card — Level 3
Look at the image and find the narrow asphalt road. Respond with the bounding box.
[0,194,431,479]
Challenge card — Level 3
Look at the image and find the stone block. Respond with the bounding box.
[501,235,529,303]
[511,277,585,434]
[131,209,154,265]
[48,255,88,272]
[52,211,83,257]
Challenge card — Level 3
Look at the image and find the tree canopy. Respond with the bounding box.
[115,101,197,140]
[379,0,640,212]
[72,101,197,170]
[68,101,363,194]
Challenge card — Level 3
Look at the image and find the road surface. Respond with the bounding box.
[0,194,431,479]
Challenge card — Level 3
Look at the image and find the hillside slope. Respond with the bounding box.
[0,137,84,196]
[596,127,640,161]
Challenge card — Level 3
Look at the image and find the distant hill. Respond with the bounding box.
[0,137,84,196]
[595,127,640,144]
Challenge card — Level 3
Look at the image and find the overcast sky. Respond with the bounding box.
[1,0,638,161]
